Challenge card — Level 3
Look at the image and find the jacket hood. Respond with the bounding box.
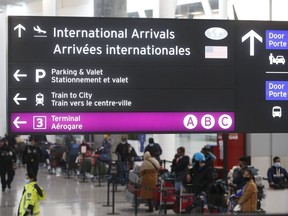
[144,151,151,160]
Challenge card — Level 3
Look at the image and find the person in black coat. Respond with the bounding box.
[0,138,16,191]
[144,138,162,163]
[232,156,249,191]
[22,137,42,181]
[171,147,190,192]
[186,152,214,195]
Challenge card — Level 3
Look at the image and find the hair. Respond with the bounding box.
[148,138,154,144]
[177,147,185,154]
[26,171,36,180]
[121,136,127,142]
[273,156,280,162]
[239,156,249,164]
[244,168,255,182]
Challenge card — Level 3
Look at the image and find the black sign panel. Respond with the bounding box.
[236,21,288,132]
[8,17,239,133]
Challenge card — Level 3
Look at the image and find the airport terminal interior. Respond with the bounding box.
[2,0,288,215]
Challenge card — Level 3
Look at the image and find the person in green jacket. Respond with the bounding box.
[18,171,46,216]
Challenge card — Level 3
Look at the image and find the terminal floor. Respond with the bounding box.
[0,167,175,216]
[0,167,286,216]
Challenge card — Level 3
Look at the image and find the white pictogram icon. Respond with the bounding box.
[272,106,282,118]
[269,53,285,65]
[33,25,47,37]
[36,93,44,106]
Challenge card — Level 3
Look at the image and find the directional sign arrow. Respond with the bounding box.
[13,24,26,38]
[13,70,27,81]
[13,93,27,105]
[13,117,27,129]
[241,30,263,56]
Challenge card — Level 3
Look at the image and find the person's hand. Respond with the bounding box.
[233,204,241,212]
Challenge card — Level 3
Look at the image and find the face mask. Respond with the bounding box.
[25,179,30,184]
[149,143,154,146]
[274,162,281,168]
[244,177,250,181]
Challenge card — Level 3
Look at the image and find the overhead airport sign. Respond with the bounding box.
[7,17,288,133]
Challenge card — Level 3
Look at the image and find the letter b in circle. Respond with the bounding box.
[183,114,198,129]
[201,114,215,129]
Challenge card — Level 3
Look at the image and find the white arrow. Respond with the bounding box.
[13,24,26,38]
[13,93,27,105]
[13,117,27,129]
[13,70,27,82]
[241,30,263,56]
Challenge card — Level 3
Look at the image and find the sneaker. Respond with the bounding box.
[2,188,5,192]
[7,184,11,189]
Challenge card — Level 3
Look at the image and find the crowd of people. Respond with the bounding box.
[1,134,288,215]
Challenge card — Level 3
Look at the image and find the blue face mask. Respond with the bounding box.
[25,179,30,184]
[274,162,281,168]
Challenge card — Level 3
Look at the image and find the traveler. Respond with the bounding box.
[201,145,216,168]
[144,138,162,163]
[18,171,46,216]
[232,156,249,191]
[186,152,214,195]
[22,137,42,180]
[267,156,288,188]
[236,169,257,212]
[115,136,137,182]
[171,147,190,192]
[0,138,16,191]
[99,134,112,162]
[140,151,160,213]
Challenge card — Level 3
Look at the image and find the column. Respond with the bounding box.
[0,13,6,135]
[219,0,228,19]
[157,0,177,18]
[42,0,56,16]
[154,134,176,164]
[94,0,127,17]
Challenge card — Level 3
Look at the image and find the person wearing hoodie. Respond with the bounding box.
[140,151,160,212]
[18,171,46,216]
[267,156,288,188]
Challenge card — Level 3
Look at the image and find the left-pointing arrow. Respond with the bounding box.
[13,117,27,129]
[13,93,27,105]
[13,70,27,81]
[13,24,26,38]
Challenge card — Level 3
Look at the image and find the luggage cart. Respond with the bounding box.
[154,177,175,214]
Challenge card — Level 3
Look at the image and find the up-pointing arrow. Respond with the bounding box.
[13,116,27,129]
[13,93,27,105]
[13,70,27,82]
[241,30,263,56]
[13,24,26,38]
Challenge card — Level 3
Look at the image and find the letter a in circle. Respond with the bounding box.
[183,114,198,129]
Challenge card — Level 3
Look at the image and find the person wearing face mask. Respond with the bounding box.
[144,138,162,163]
[235,169,257,212]
[22,137,42,181]
[186,152,214,195]
[171,147,190,192]
[232,156,249,191]
[267,156,288,188]
[18,171,46,216]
